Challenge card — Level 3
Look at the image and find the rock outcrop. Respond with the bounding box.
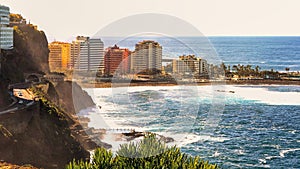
[0,18,97,169]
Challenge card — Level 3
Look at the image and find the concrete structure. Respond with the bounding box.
[172,55,208,75]
[76,36,104,72]
[48,41,71,72]
[104,45,130,75]
[24,73,44,83]
[44,74,65,82]
[130,40,162,73]
[0,4,13,50]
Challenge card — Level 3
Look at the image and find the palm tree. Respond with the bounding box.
[232,65,238,72]
[285,67,290,73]
[255,65,260,76]
[245,65,252,76]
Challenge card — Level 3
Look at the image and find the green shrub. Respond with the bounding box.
[66,134,218,169]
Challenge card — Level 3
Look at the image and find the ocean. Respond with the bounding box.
[78,37,300,168]
[101,36,300,71]
[79,85,300,168]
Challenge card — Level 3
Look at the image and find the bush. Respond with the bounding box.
[66,134,218,169]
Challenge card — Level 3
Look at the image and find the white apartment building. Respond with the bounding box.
[130,40,162,73]
[75,36,104,72]
[0,4,13,50]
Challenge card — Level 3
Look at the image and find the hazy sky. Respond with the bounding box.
[2,0,300,41]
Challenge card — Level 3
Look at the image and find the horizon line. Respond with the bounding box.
[47,35,300,43]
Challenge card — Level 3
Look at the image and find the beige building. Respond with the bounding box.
[130,40,162,73]
[48,41,71,72]
[172,55,208,75]
[69,40,81,70]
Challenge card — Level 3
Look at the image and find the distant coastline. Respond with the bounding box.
[80,79,300,88]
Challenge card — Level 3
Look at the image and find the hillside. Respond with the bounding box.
[0,19,98,169]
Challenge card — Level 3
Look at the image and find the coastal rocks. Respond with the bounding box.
[159,136,175,143]
[216,89,235,93]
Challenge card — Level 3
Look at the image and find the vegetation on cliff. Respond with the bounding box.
[0,15,94,169]
[67,134,218,169]
[0,86,90,169]
[0,161,38,169]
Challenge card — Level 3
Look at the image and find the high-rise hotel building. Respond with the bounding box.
[104,45,130,75]
[0,4,13,50]
[130,40,162,73]
[48,41,71,72]
[75,36,104,72]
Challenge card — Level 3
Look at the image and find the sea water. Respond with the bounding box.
[102,36,300,71]
[80,85,300,168]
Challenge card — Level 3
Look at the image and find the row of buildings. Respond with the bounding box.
[48,37,105,73]
[48,37,208,76]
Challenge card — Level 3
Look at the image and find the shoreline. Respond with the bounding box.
[75,79,300,155]
[79,79,300,88]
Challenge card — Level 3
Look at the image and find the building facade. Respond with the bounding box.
[75,36,104,72]
[69,37,85,70]
[104,45,130,75]
[130,40,162,73]
[48,41,71,72]
[172,55,208,75]
[0,4,13,50]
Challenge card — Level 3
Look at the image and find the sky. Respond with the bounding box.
[1,0,300,41]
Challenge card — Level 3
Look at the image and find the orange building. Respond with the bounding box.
[104,45,130,75]
[48,41,70,72]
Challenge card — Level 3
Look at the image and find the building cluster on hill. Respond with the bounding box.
[48,38,209,78]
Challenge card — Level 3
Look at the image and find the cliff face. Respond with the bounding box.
[0,23,96,168]
[0,103,89,169]
[1,23,49,107]
[53,81,95,115]
[1,24,49,83]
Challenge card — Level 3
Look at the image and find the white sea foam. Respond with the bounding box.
[157,132,229,147]
[213,151,221,157]
[234,149,245,155]
[265,156,276,160]
[279,148,300,158]
[258,158,267,164]
[224,85,300,105]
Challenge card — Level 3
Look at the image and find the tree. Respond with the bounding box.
[285,67,290,72]
[255,66,260,76]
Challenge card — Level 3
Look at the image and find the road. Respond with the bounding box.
[0,98,36,115]
[0,84,37,115]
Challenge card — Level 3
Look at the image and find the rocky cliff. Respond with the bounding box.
[1,24,49,83]
[0,20,97,169]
